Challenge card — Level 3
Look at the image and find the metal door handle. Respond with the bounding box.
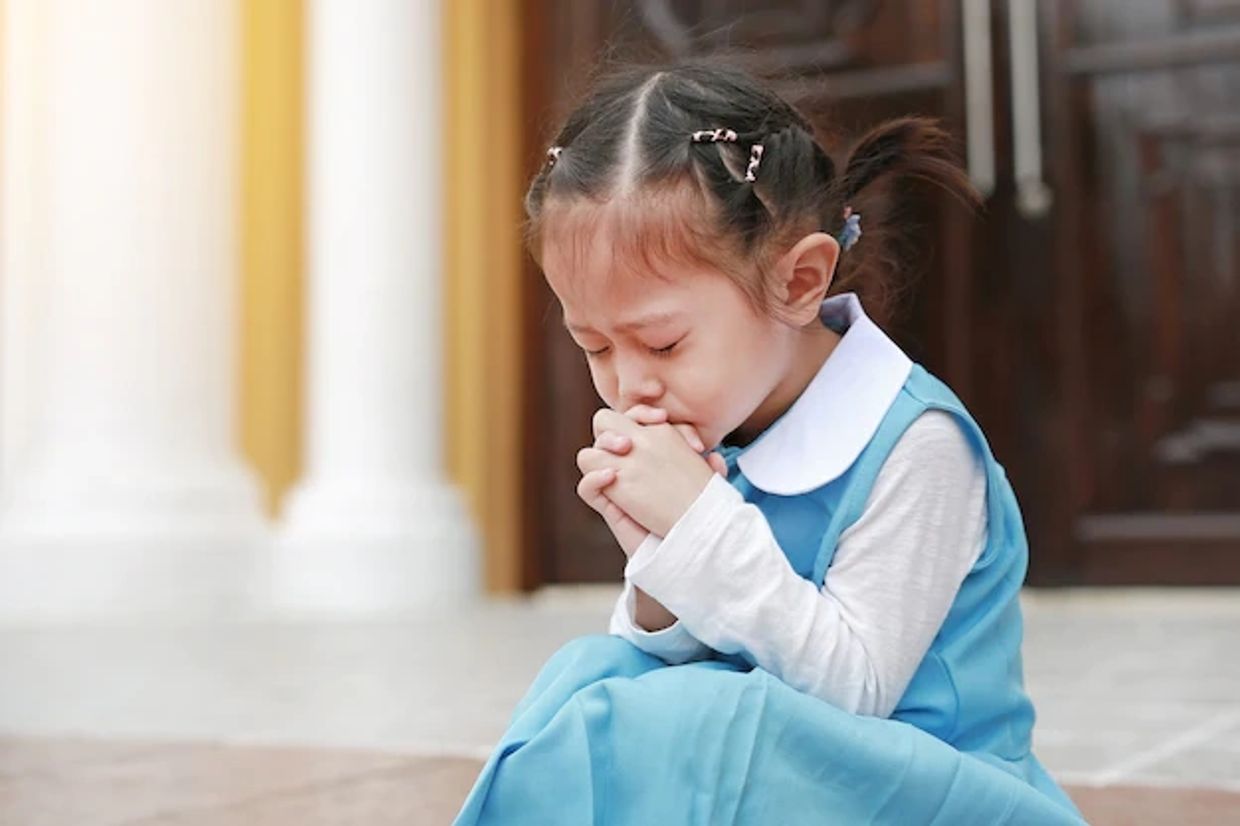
[962,0,996,198]
[1008,0,1053,217]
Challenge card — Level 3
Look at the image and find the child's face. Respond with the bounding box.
[543,222,799,451]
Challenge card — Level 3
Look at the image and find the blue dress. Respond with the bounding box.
[454,318,1085,824]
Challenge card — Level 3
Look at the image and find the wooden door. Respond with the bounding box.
[1029,0,1240,583]
[517,0,1240,587]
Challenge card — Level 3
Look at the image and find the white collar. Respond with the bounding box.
[734,292,913,495]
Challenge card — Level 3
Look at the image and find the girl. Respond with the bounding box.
[454,61,1085,825]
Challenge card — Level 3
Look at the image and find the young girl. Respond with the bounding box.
[455,61,1085,825]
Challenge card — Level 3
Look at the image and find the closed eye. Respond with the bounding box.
[650,338,683,358]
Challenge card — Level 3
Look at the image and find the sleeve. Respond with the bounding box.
[608,538,716,665]
[624,410,988,717]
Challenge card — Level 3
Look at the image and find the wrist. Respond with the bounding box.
[633,586,677,632]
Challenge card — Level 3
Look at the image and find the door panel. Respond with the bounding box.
[1039,0,1240,582]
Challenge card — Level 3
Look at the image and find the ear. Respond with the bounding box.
[771,232,839,325]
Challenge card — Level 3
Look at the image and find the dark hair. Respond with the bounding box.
[525,59,979,320]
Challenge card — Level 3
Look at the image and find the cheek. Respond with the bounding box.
[700,328,782,405]
[664,351,740,423]
[671,362,723,404]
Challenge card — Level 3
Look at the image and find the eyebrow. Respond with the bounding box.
[563,312,682,335]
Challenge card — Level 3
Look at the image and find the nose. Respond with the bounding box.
[616,357,665,409]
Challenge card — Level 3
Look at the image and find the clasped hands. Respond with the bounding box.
[576,405,729,558]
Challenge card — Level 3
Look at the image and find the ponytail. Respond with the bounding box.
[826,116,981,320]
[837,116,979,208]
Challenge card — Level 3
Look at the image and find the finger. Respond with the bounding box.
[671,423,706,453]
[593,407,634,439]
[576,468,616,512]
[623,405,669,425]
[593,430,633,455]
[599,496,631,528]
[576,446,617,474]
[707,452,728,476]
[577,471,632,533]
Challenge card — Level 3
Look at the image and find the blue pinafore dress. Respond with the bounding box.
[453,363,1086,825]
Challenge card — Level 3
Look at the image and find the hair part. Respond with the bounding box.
[526,58,981,321]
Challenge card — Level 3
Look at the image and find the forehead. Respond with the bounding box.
[549,248,702,332]
[540,187,737,325]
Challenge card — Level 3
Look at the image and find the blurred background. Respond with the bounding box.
[0,1,1238,823]
[7,0,1239,615]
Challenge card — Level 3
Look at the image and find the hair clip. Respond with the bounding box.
[546,146,563,167]
[839,206,862,251]
[690,128,739,143]
[744,144,764,182]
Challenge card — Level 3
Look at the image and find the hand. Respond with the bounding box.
[577,455,648,559]
[595,405,728,478]
[578,407,722,537]
[576,406,725,557]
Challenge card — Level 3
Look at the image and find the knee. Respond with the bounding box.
[552,633,636,664]
[542,633,659,677]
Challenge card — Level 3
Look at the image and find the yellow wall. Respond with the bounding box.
[240,0,303,515]
[239,0,526,591]
[443,0,526,593]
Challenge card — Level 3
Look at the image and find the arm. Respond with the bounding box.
[625,411,987,716]
[608,531,715,665]
[608,573,716,665]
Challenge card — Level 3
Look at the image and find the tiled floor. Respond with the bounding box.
[1,586,1238,823]
[0,736,483,825]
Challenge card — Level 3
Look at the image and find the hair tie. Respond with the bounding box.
[838,206,862,251]
[688,128,764,184]
[690,128,738,143]
[744,144,764,182]
[546,146,563,167]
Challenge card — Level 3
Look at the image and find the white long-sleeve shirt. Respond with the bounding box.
[608,409,987,719]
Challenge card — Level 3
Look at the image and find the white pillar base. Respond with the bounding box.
[0,461,268,624]
[268,480,479,618]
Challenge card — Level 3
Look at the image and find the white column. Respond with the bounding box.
[0,0,43,494]
[269,0,479,616]
[0,0,267,622]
